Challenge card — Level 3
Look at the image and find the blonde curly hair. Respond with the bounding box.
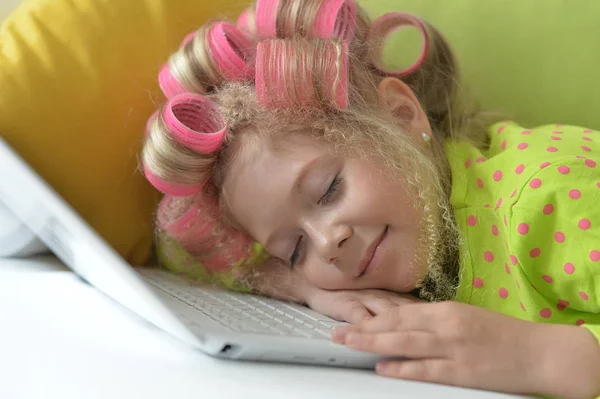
[141,0,492,301]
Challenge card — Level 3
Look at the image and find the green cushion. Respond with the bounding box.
[360,0,600,129]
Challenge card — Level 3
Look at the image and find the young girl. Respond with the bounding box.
[141,0,600,397]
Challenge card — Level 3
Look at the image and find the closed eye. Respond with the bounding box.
[319,175,342,205]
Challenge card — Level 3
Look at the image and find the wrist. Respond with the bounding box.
[532,323,600,399]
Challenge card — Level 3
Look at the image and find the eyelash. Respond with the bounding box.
[289,175,342,268]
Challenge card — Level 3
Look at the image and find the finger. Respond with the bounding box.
[344,331,445,358]
[340,301,373,324]
[376,359,455,386]
[363,297,401,316]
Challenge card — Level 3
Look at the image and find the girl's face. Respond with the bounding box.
[223,77,434,293]
[223,134,428,293]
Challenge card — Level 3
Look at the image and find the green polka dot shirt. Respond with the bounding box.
[447,122,600,343]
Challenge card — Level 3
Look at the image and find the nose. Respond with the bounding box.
[303,218,352,267]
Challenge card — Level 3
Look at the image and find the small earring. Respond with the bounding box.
[421,132,431,144]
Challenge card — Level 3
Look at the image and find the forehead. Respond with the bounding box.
[222,134,332,239]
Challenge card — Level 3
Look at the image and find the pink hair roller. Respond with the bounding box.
[158,63,188,99]
[256,40,349,109]
[256,0,357,40]
[181,31,197,48]
[143,165,204,197]
[208,22,255,81]
[163,93,227,154]
[368,13,429,77]
[313,0,357,41]
[255,0,279,39]
[236,7,257,38]
[158,195,255,272]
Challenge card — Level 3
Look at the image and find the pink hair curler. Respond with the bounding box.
[162,93,227,154]
[181,31,197,48]
[158,195,255,272]
[313,0,357,41]
[255,0,279,39]
[368,12,429,77]
[143,165,204,197]
[236,7,257,38]
[208,22,255,81]
[255,39,349,109]
[158,63,188,99]
[256,0,357,40]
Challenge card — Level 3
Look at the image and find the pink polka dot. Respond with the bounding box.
[504,263,511,274]
[578,219,591,230]
[586,159,597,168]
[493,170,503,182]
[542,275,553,283]
[579,291,589,301]
[497,126,506,134]
[554,232,565,243]
[518,143,529,150]
[521,130,532,135]
[597,182,600,188]
[543,204,554,215]
[477,178,484,188]
[516,280,521,289]
[530,178,542,189]
[492,225,499,236]
[564,263,575,274]
[476,157,486,163]
[576,319,585,326]
[583,136,592,142]
[551,136,562,141]
[510,189,517,198]
[590,250,600,262]
[569,189,581,199]
[464,159,472,168]
[517,223,529,234]
[530,248,541,258]
[495,198,503,210]
[547,146,558,153]
[558,166,570,174]
[510,254,518,265]
[520,302,526,311]
[557,299,570,311]
[581,146,592,152]
[473,277,484,288]
[499,288,509,299]
[503,215,508,226]
[484,251,494,262]
[539,308,552,319]
[484,203,490,208]
[467,215,477,226]
[515,164,525,174]
[501,140,507,150]
[577,156,586,159]
[555,125,564,128]
[540,162,551,169]
[583,129,593,134]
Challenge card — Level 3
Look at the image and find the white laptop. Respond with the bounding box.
[0,137,383,368]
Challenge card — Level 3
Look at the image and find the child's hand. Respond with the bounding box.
[332,301,600,398]
[304,289,421,324]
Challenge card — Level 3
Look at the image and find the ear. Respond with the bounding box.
[377,77,432,140]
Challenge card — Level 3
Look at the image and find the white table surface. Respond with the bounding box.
[0,256,525,399]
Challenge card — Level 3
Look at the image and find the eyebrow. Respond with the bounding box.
[264,154,326,252]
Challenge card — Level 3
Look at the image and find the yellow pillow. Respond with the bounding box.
[0,0,246,264]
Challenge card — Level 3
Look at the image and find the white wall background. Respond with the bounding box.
[1,0,23,22]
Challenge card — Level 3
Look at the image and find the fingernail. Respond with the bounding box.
[346,332,361,345]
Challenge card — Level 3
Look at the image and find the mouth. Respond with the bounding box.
[357,225,389,278]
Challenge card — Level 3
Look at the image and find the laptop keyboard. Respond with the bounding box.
[139,269,345,339]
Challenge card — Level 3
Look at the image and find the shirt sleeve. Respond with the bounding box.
[508,156,600,342]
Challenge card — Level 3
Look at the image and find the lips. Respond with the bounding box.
[357,225,388,277]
